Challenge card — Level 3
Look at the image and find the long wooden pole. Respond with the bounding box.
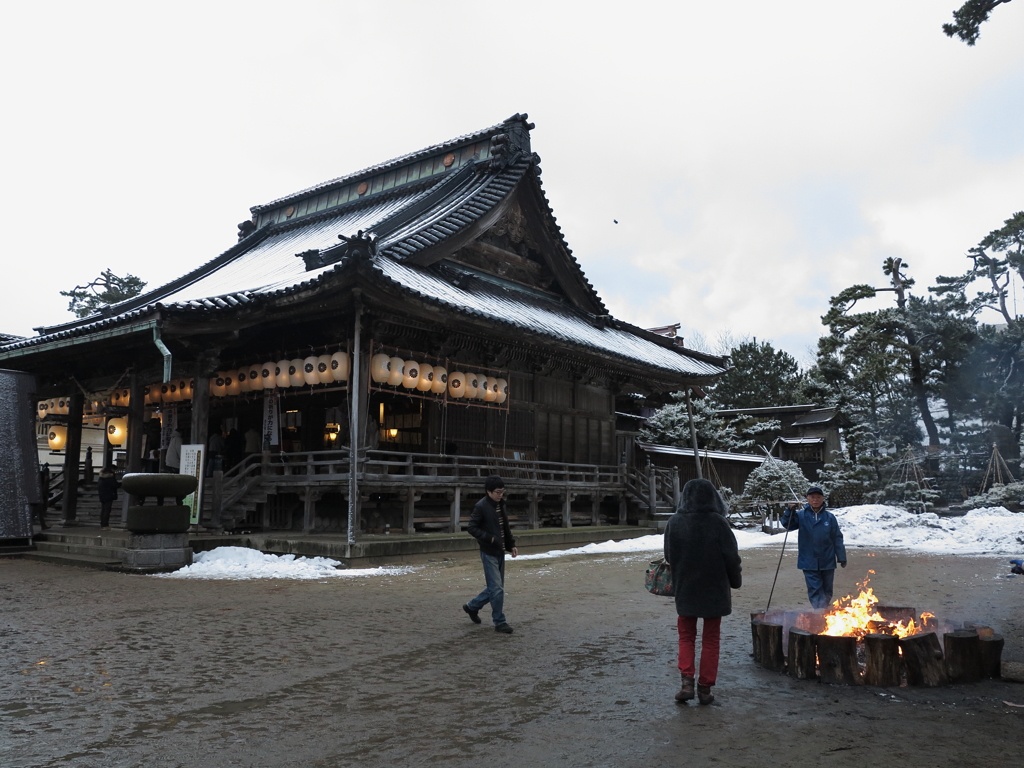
[685,388,702,479]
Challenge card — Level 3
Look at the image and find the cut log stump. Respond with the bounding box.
[751,612,764,664]
[979,635,1004,679]
[787,628,817,680]
[944,631,983,684]
[899,632,947,687]
[817,634,861,685]
[863,633,901,687]
[876,606,916,624]
[755,621,785,673]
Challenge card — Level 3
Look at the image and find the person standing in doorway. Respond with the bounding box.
[164,430,182,474]
[782,486,847,610]
[664,478,742,706]
[464,476,518,634]
[97,467,120,530]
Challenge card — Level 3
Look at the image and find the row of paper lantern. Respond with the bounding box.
[369,354,508,404]
[210,352,351,397]
[38,397,72,419]
[45,417,128,450]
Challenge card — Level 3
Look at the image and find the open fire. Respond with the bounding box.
[821,571,935,639]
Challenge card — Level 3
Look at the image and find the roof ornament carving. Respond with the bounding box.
[488,113,534,171]
[296,230,379,271]
[237,220,257,242]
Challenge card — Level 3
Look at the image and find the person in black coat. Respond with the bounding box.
[463,475,518,634]
[664,478,742,705]
[97,467,120,530]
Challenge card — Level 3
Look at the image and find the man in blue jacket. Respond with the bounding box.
[463,476,518,634]
[782,486,847,610]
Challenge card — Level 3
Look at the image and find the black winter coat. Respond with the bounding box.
[467,495,515,558]
[97,475,120,503]
[664,479,742,618]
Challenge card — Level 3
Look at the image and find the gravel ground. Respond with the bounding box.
[2,544,1021,767]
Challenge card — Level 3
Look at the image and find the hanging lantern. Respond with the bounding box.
[495,378,508,404]
[416,364,434,392]
[331,350,350,382]
[56,397,68,414]
[119,389,130,407]
[237,365,252,392]
[275,360,291,388]
[303,355,319,386]
[288,358,305,387]
[211,373,228,398]
[431,366,448,395]
[483,377,498,402]
[47,398,57,414]
[387,357,405,386]
[316,354,333,385]
[261,362,277,389]
[402,360,420,389]
[464,373,479,399]
[247,367,260,390]
[143,385,156,405]
[37,401,48,420]
[184,379,195,400]
[370,353,391,384]
[225,371,242,396]
[106,417,128,446]
[448,371,466,399]
[47,425,67,451]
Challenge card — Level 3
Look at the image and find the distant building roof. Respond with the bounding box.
[637,442,765,464]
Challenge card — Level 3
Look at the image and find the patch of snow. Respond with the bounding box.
[516,528,776,561]
[154,546,417,580]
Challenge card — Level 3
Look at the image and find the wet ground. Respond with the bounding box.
[2,544,1021,767]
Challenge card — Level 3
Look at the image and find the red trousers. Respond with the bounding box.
[677,615,722,687]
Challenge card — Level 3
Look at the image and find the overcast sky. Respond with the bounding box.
[2,1,1021,364]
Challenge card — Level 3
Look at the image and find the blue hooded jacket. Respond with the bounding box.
[780,503,846,571]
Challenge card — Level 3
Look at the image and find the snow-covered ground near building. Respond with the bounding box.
[155,546,416,581]
[153,505,1023,579]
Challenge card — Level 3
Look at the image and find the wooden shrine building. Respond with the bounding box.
[0,114,728,536]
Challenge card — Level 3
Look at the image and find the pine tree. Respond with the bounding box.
[60,269,148,318]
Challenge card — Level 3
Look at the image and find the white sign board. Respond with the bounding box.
[180,444,205,525]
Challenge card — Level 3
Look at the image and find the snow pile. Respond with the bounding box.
[516,528,775,560]
[155,546,416,580]
[835,504,1024,554]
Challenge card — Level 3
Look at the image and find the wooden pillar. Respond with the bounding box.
[562,491,573,528]
[302,489,321,533]
[647,462,656,516]
[787,628,817,680]
[590,496,600,526]
[528,491,539,529]
[899,632,947,686]
[61,391,84,522]
[863,633,901,687]
[449,488,461,533]
[404,488,416,534]
[618,495,627,525]
[817,635,862,685]
[671,467,680,509]
[122,374,145,523]
[191,364,211,453]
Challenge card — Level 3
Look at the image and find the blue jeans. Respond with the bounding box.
[803,569,835,610]
[467,552,506,626]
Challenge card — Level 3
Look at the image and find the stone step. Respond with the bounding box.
[19,550,122,571]
[34,540,124,560]
[35,531,129,548]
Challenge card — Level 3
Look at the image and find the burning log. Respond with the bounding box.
[899,632,948,687]
[944,631,983,684]
[875,606,916,624]
[980,635,1004,678]
[863,633,901,687]
[787,628,817,680]
[816,634,862,685]
[795,611,826,635]
[754,621,786,673]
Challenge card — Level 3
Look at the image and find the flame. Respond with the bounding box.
[821,575,933,639]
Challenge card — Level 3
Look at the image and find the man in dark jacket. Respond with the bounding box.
[782,486,847,610]
[463,475,518,634]
[664,479,742,705]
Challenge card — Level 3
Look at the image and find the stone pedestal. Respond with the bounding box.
[121,532,193,572]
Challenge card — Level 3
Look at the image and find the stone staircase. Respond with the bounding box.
[20,529,127,570]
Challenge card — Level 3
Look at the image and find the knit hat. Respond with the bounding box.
[806,486,824,496]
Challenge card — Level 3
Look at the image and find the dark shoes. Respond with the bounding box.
[697,684,715,706]
[494,623,514,634]
[462,604,481,624]
[674,675,695,702]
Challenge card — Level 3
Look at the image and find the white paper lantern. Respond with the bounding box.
[57,397,69,414]
[276,360,291,388]
[316,354,333,385]
[331,350,350,382]
[225,371,242,396]
[402,360,420,389]
[47,424,67,451]
[464,373,479,399]
[261,362,277,389]
[387,356,405,386]
[430,366,448,394]
[448,371,466,399]
[483,376,498,402]
[119,389,130,407]
[247,367,260,390]
[106,417,128,446]
[211,373,228,398]
[495,378,508,404]
[47,398,57,414]
[416,364,434,392]
[289,358,305,387]
[370,353,391,384]
[184,379,195,400]
[161,382,173,402]
[37,401,48,420]
[302,356,319,386]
